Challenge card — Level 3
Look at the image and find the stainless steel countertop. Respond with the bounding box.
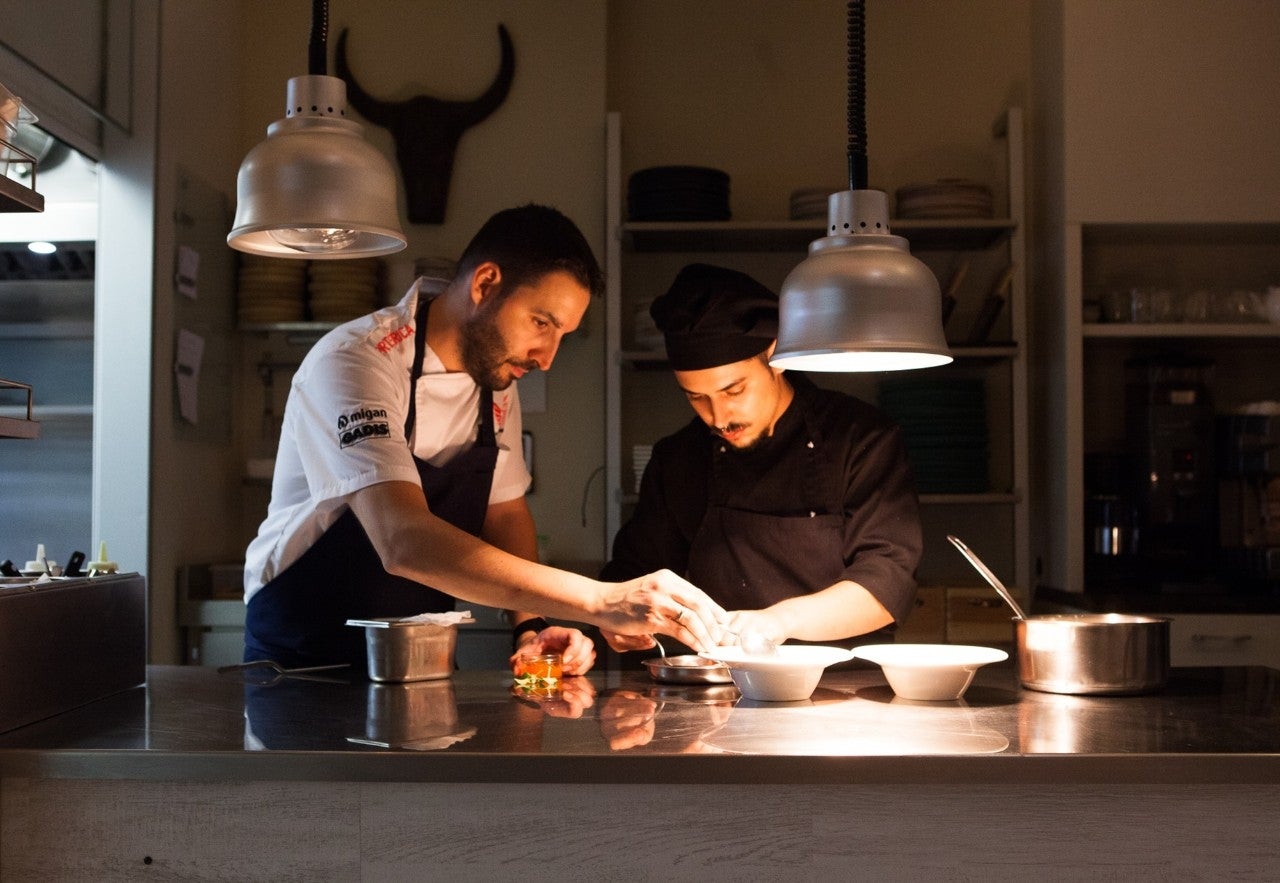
[1,663,1278,785]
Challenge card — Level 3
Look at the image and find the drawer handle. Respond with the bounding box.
[1190,633,1253,646]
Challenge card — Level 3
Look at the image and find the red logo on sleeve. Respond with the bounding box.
[375,323,414,354]
[492,395,508,432]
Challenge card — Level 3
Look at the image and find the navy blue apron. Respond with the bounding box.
[686,412,845,611]
[245,296,499,668]
[685,406,891,654]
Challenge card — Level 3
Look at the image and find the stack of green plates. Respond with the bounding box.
[876,378,988,493]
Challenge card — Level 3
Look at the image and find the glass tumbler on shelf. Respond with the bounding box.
[1141,288,1175,323]
[1212,289,1263,323]
[1101,288,1134,323]
[1180,288,1210,323]
[1265,286,1280,324]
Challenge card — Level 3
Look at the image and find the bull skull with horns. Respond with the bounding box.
[335,25,515,225]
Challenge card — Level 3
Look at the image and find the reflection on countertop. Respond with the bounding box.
[1,663,1278,783]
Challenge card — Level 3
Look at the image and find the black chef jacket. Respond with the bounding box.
[601,373,922,626]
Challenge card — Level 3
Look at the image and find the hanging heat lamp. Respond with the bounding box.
[770,0,951,372]
[228,0,406,259]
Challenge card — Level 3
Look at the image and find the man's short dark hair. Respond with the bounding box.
[456,204,604,299]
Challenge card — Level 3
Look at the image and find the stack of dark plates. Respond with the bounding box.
[877,377,988,493]
[895,179,993,219]
[627,166,730,221]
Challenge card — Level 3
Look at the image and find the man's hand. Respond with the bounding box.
[509,625,597,675]
[509,675,597,719]
[598,690,659,750]
[595,570,729,652]
[598,630,659,653]
[721,609,786,650]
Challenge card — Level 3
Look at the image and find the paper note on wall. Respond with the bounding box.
[176,245,200,300]
[175,329,204,423]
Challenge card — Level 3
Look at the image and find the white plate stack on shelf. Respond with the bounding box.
[632,299,664,352]
[307,258,382,323]
[894,179,993,219]
[236,256,306,326]
[788,185,843,220]
[631,444,652,494]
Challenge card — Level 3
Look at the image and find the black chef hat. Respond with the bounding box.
[649,263,779,370]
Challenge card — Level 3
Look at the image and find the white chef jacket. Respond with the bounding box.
[243,277,530,601]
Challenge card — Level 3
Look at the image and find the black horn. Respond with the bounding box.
[333,29,398,127]
[456,24,515,126]
[334,24,517,225]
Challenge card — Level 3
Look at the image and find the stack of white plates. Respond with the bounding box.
[236,256,306,325]
[631,444,653,494]
[788,186,841,220]
[308,259,382,323]
[895,179,993,219]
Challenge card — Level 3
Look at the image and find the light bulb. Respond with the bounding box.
[267,226,360,254]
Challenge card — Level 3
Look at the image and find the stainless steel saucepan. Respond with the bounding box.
[947,535,1170,695]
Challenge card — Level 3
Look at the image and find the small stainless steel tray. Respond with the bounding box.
[643,654,733,685]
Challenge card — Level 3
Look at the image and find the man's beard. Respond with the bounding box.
[716,422,773,453]
[459,302,537,391]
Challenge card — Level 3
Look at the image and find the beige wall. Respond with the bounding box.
[149,3,249,663]
[1060,0,1280,223]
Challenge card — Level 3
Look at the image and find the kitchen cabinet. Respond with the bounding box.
[1037,222,1280,598]
[1031,0,1280,609]
[1169,613,1280,669]
[895,584,1016,648]
[603,109,1030,617]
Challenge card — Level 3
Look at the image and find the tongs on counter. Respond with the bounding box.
[217,659,351,686]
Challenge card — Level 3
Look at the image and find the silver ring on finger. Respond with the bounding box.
[675,607,684,623]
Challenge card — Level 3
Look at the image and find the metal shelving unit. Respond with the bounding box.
[603,108,1030,593]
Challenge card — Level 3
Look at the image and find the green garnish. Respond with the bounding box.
[513,672,560,690]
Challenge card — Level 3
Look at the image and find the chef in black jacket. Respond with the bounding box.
[601,263,922,651]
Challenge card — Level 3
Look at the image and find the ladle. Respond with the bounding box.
[946,535,1028,620]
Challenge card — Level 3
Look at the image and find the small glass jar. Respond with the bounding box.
[517,653,564,681]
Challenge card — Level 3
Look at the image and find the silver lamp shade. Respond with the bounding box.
[228,75,406,260]
[771,190,952,372]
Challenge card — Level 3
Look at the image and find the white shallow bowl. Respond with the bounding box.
[699,645,855,702]
[853,644,1008,701]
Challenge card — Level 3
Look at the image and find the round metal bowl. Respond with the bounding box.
[643,654,733,685]
[1016,613,1170,695]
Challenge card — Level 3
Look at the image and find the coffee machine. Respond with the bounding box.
[1124,355,1217,590]
[1083,452,1142,591]
[1217,411,1280,588]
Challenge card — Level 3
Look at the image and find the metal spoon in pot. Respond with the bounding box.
[946,534,1029,620]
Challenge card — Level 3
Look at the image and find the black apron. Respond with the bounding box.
[245,297,499,668]
[686,416,846,612]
